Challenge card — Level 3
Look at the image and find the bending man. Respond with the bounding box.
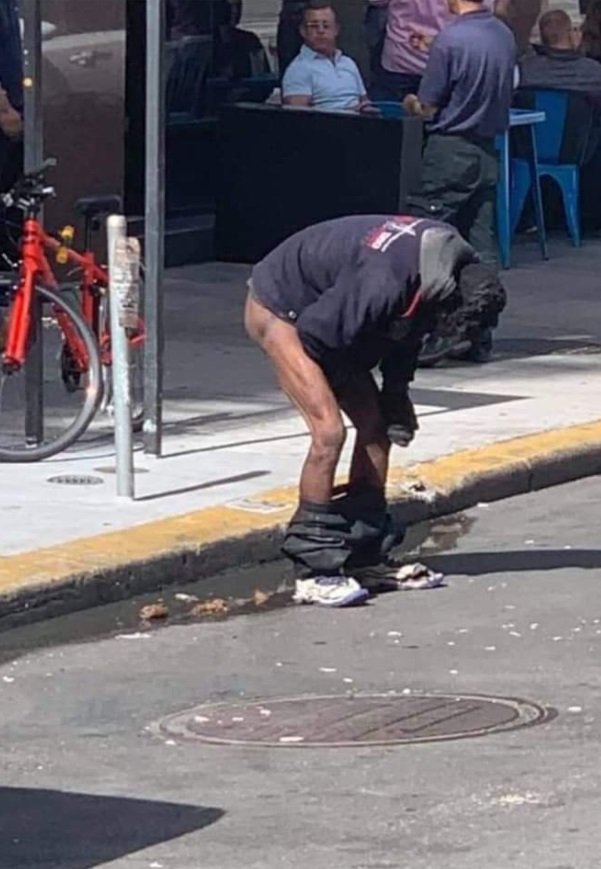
[245,215,506,607]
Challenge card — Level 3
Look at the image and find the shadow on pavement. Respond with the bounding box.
[0,787,223,869]
[423,549,601,577]
[135,469,270,502]
[494,337,601,361]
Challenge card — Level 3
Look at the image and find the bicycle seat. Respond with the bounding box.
[75,195,122,218]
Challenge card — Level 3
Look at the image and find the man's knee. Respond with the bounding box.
[311,422,347,463]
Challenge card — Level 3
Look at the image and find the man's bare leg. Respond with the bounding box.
[245,293,368,606]
[245,293,346,503]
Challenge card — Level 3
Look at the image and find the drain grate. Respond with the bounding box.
[47,474,104,486]
[158,692,554,748]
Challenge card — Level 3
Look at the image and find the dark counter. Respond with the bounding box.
[215,103,424,263]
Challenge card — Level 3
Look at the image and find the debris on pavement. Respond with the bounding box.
[139,603,169,622]
[252,589,271,607]
[175,592,198,602]
[190,598,229,617]
[395,563,445,590]
[496,792,541,807]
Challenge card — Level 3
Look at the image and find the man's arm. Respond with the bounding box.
[350,60,373,112]
[403,35,451,119]
[282,61,314,107]
[0,85,22,139]
[378,328,423,446]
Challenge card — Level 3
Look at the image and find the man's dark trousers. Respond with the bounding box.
[410,133,499,267]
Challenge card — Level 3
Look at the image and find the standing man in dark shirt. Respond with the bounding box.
[245,215,506,608]
[404,0,516,267]
[403,0,515,363]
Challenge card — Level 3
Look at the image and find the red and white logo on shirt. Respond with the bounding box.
[364,217,424,253]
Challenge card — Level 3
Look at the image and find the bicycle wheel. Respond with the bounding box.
[0,285,103,462]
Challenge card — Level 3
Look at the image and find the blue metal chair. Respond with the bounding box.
[511,90,582,247]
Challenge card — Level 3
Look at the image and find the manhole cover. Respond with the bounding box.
[47,474,104,486]
[158,692,554,748]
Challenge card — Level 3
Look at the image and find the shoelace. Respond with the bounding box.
[315,576,351,586]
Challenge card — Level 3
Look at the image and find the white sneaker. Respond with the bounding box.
[293,576,369,608]
[356,560,445,593]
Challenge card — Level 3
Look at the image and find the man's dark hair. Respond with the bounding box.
[456,263,507,333]
[302,0,337,22]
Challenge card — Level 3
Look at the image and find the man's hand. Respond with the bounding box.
[0,87,22,140]
[409,31,434,52]
[358,99,379,115]
[380,389,419,448]
[402,93,437,120]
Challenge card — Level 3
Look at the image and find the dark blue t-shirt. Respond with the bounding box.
[251,215,475,384]
[418,9,516,140]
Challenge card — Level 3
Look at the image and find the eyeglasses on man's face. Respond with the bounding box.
[304,21,335,31]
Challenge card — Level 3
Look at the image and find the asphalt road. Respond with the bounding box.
[0,477,600,869]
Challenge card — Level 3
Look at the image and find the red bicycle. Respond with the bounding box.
[0,161,144,462]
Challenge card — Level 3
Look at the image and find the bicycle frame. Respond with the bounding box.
[2,218,102,372]
[44,227,144,367]
[43,227,108,347]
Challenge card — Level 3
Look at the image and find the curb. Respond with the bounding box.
[1,421,601,630]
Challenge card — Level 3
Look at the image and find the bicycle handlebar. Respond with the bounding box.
[0,158,57,213]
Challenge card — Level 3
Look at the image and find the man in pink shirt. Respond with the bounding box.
[368,0,453,100]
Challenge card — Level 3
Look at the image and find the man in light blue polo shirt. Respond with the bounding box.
[282,0,369,112]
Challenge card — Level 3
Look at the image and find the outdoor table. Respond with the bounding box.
[497,108,548,269]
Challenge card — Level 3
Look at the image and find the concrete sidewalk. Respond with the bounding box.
[0,236,599,618]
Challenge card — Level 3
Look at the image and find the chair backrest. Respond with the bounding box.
[531,90,567,162]
[166,36,213,117]
[513,88,599,165]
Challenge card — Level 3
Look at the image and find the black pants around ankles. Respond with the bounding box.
[409,133,499,267]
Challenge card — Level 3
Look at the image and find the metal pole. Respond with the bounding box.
[107,215,135,499]
[143,0,166,456]
[22,0,44,446]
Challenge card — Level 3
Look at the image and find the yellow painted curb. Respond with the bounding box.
[1,420,600,615]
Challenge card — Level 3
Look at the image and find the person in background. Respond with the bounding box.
[581,0,601,63]
[404,0,515,266]
[494,0,544,59]
[0,0,22,267]
[403,0,515,362]
[520,9,601,91]
[168,0,214,39]
[367,0,453,101]
[277,0,307,78]
[0,0,22,178]
[282,1,370,112]
[214,0,271,79]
